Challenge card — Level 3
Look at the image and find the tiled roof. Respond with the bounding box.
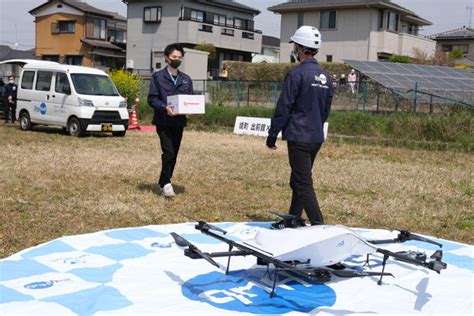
[431,27,474,40]
[30,0,126,20]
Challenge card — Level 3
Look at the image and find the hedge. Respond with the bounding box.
[223,61,351,81]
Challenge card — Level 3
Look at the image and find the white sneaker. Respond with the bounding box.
[162,183,176,197]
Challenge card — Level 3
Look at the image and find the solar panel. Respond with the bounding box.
[344,60,474,105]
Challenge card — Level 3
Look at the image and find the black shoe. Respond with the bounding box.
[270,218,306,230]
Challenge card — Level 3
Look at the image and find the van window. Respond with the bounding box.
[21,71,35,90]
[55,72,71,94]
[71,74,119,96]
[36,71,53,91]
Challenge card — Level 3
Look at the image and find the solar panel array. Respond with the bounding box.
[344,60,474,105]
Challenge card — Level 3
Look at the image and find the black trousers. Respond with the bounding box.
[157,126,184,187]
[287,141,324,225]
[5,102,16,123]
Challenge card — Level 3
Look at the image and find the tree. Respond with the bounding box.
[448,48,464,61]
[193,43,217,61]
[109,69,142,108]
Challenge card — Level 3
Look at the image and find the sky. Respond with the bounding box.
[0,0,473,50]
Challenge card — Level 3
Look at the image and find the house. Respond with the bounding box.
[268,0,436,63]
[123,0,262,77]
[430,27,474,65]
[252,35,280,63]
[29,0,126,69]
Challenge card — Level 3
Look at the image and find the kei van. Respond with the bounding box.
[1,59,129,137]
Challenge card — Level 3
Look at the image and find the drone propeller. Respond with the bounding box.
[398,230,443,248]
[170,232,220,268]
[196,221,227,234]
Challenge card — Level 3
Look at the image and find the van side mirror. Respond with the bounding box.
[62,86,71,94]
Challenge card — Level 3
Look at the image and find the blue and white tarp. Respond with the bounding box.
[0,222,472,315]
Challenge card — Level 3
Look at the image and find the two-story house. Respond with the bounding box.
[123,0,262,77]
[431,27,474,65]
[29,0,127,69]
[268,0,436,63]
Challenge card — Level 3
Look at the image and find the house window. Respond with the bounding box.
[199,24,213,33]
[320,10,337,29]
[35,71,53,92]
[221,28,234,36]
[226,17,234,27]
[191,9,204,22]
[21,71,35,90]
[42,55,59,62]
[65,55,83,65]
[213,14,226,26]
[242,32,254,40]
[378,9,385,30]
[90,17,106,39]
[234,18,245,29]
[108,29,126,43]
[443,44,469,54]
[51,21,75,34]
[326,55,333,62]
[144,7,161,23]
[297,12,304,28]
[387,11,399,32]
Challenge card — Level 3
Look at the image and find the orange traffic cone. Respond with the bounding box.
[128,98,140,130]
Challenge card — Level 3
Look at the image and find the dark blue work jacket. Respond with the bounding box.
[147,67,194,127]
[268,58,333,144]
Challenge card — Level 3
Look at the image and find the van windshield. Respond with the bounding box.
[71,74,119,96]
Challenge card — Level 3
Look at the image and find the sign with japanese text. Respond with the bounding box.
[233,116,281,138]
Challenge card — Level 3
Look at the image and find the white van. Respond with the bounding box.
[1,59,129,137]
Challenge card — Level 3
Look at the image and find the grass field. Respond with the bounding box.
[0,124,472,258]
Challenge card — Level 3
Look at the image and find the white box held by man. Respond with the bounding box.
[167,95,205,114]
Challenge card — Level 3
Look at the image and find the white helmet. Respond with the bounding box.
[290,26,321,49]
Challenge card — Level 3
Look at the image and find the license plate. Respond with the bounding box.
[101,123,113,132]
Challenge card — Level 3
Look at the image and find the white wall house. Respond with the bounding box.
[268,0,436,63]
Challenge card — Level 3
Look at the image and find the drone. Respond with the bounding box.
[171,212,447,297]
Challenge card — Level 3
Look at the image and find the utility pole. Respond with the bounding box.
[468,5,473,28]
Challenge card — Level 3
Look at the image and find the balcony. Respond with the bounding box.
[375,31,436,58]
[177,20,262,53]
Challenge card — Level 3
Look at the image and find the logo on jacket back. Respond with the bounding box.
[312,74,329,89]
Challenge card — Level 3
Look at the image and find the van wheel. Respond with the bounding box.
[20,112,32,131]
[112,131,126,137]
[67,117,83,137]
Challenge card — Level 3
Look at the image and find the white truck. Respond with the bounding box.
[1,59,129,137]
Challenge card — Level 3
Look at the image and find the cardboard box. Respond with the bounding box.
[167,94,205,115]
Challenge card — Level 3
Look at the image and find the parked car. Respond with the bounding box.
[0,59,129,136]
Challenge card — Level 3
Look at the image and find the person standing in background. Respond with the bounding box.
[348,69,357,94]
[4,75,17,124]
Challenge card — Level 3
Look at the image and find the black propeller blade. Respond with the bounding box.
[170,232,220,268]
[398,230,443,248]
[196,221,227,234]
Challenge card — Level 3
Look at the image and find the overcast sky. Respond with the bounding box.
[0,0,473,50]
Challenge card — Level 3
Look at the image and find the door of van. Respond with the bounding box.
[32,71,55,124]
[18,70,37,121]
[51,72,73,126]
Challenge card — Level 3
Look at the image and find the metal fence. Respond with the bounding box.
[141,78,473,113]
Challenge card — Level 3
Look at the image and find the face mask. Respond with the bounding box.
[169,59,181,69]
[291,48,300,62]
[8,80,14,84]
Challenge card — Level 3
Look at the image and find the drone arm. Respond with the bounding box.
[368,231,442,248]
[376,248,446,273]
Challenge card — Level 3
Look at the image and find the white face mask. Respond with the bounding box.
[9,80,14,84]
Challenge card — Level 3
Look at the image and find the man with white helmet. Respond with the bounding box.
[267,26,333,229]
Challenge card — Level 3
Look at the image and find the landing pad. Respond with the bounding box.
[0,222,472,315]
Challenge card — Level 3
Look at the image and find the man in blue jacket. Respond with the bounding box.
[148,43,194,197]
[267,26,333,228]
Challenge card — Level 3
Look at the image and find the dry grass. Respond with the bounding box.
[0,124,473,258]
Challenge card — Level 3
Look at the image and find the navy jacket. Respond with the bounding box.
[4,83,17,104]
[147,67,194,127]
[268,59,333,144]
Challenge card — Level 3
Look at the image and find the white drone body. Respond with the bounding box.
[243,225,377,267]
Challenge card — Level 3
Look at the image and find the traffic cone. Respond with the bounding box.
[128,98,140,130]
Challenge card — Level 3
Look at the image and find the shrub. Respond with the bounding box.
[109,69,142,107]
[389,55,411,63]
[224,61,351,81]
